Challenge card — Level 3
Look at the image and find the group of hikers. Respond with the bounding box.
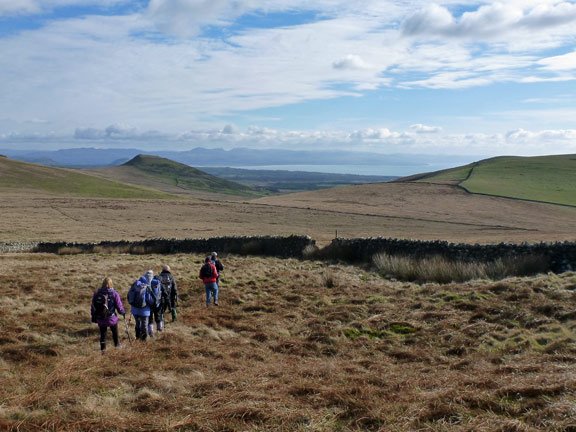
[90,252,224,351]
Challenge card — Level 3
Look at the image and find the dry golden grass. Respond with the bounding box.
[2,182,576,245]
[1,253,575,431]
[373,253,551,283]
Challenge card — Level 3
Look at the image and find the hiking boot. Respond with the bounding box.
[214,301,219,306]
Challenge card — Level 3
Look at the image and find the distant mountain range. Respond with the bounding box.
[0,146,476,171]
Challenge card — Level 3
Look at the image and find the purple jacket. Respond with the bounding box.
[91,288,125,327]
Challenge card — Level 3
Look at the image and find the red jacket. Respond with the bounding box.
[199,262,218,284]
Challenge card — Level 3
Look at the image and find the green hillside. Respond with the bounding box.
[409,154,576,206]
[0,157,177,199]
[118,155,261,197]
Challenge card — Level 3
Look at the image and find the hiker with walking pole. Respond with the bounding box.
[199,256,219,307]
[91,277,126,351]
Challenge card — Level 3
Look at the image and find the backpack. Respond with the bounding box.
[93,290,116,319]
[200,262,214,278]
[127,281,147,308]
[148,279,161,308]
[158,273,172,300]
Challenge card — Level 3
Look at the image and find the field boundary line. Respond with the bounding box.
[457,162,576,209]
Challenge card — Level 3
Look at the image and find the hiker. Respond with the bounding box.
[144,269,154,287]
[210,252,224,284]
[127,276,151,341]
[158,264,179,322]
[199,256,219,307]
[91,277,125,351]
[148,277,163,337]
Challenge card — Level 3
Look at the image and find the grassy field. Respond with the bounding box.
[0,156,177,200]
[406,154,576,207]
[402,164,475,185]
[461,156,576,206]
[1,252,575,431]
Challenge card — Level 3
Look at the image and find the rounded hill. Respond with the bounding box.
[0,156,177,199]
[91,154,262,198]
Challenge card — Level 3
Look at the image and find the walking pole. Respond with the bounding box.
[123,314,132,344]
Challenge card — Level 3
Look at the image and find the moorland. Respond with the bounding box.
[1,253,575,431]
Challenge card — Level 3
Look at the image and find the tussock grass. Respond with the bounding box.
[373,253,550,283]
[0,254,574,431]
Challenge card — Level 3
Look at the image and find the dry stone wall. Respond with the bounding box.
[25,235,315,259]
[319,237,576,272]
[3,236,576,273]
[0,242,39,253]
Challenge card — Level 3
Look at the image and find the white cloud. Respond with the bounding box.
[146,0,262,37]
[333,54,372,70]
[0,0,39,15]
[0,0,129,16]
[350,128,393,140]
[402,2,576,39]
[538,51,576,70]
[506,128,576,142]
[411,124,442,133]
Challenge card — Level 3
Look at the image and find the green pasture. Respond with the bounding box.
[0,158,177,199]
[415,163,475,183]
[461,155,576,206]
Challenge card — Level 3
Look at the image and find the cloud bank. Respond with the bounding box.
[402,2,576,39]
[2,124,574,157]
[0,1,575,158]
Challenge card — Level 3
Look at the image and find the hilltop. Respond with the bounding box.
[89,155,261,198]
[398,154,576,207]
[0,156,177,200]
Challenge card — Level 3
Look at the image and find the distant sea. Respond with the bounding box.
[235,163,468,177]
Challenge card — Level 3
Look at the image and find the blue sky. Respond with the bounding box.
[0,0,575,156]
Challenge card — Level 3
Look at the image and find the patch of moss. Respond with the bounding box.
[388,323,417,335]
[365,295,389,304]
[438,292,462,302]
[342,328,388,340]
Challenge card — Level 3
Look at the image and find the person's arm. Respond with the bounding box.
[172,277,178,304]
[114,290,125,316]
[90,291,97,322]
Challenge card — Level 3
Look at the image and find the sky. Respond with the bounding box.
[0,0,575,156]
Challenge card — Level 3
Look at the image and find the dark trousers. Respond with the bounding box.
[134,315,148,341]
[99,324,119,350]
[150,306,163,325]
